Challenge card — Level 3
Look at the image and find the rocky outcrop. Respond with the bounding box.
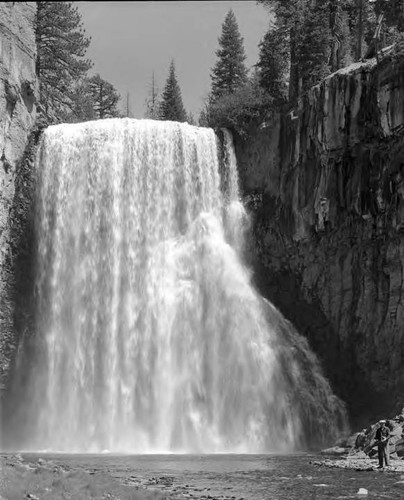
[235,47,404,426]
[0,3,37,391]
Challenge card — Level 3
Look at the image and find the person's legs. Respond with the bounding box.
[384,445,390,466]
[378,446,384,468]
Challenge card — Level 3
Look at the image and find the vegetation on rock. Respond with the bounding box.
[203,9,272,137]
[204,80,274,138]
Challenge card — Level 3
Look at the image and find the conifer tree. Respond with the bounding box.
[297,0,331,91]
[61,80,96,123]
[87,74,121,119]
[187,112,196,125]
[159,60,187,122]
[198,107,209,127]
[258,0,332,99]
[210,9,248,101]
[375,0,404,30]
[144,72,160,119]
[256,25,289,102]
[35,1,92,117]
[329,1,353,71]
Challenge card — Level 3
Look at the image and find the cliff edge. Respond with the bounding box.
[235,46,404,425]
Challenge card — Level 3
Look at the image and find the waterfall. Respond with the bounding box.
[6,119,346,453]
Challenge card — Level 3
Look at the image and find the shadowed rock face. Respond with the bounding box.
[234,48,404,426]
[0,3,37,394]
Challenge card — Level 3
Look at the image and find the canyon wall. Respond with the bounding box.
[0,2,37,392]
[235,48,404,425]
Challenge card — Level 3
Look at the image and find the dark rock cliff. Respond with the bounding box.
[235,48,404,426]
[0,2,37,394]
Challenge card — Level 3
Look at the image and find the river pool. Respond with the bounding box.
[20,453,404,500]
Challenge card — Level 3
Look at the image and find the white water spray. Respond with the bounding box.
[10,119,346,452]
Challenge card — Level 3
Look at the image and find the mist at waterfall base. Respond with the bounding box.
[3,119,347,453]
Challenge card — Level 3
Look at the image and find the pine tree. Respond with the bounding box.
[187,112,196,125]
[159,60,187,122]
[125,92,133,118]
[297,0,331,91]
[144,72,160,119]
[375,0,404,30]
[329,0,354,71]
[210,9,248,101]
[256,25,289,102]
[87,74,121,119]
[372,0,404,49]
[35,1,92,118]
[257,0,306,101]
[258,0,332,99]
[198,107,209,127]
[61,80,96,123]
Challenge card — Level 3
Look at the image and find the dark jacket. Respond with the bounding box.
[375,425,390,446]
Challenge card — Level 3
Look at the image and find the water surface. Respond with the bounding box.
[23,453,404,500]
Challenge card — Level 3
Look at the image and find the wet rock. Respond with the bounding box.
[355,431,367,449]
[348,450,368,459]
[396,438,404,456]
[321,446,349,456]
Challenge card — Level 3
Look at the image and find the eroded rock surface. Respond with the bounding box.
[235,47,404,424]
[0,2,37,393]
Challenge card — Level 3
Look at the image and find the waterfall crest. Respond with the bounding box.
[8,119,346,453]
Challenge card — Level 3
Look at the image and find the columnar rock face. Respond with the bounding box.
[235,48,404,425]
[0,2,37,391]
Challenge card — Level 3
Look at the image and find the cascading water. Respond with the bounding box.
[5,119,347,453]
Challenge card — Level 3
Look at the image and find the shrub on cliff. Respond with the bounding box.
[205,80,274,138]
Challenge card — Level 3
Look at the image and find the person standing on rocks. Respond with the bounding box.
[375,420,390,468]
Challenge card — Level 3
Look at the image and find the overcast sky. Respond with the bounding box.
[76,1,271,119]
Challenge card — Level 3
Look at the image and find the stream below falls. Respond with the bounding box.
[15,453,404,500]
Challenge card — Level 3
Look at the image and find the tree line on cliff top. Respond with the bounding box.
[35,1,404,129]
[204,0,404,136]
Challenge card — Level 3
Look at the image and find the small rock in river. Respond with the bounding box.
[357,488,368,496]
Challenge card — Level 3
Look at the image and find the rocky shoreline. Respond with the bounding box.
[316,408,404,473]
[313,457,404,473]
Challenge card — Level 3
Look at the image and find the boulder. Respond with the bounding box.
[396,439,404,457]
[321,446,349,456]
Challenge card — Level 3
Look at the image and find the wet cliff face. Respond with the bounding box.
[235,49,404,426]
[0,2,37,392]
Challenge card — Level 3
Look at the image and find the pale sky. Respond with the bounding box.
[76,1,271,119]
